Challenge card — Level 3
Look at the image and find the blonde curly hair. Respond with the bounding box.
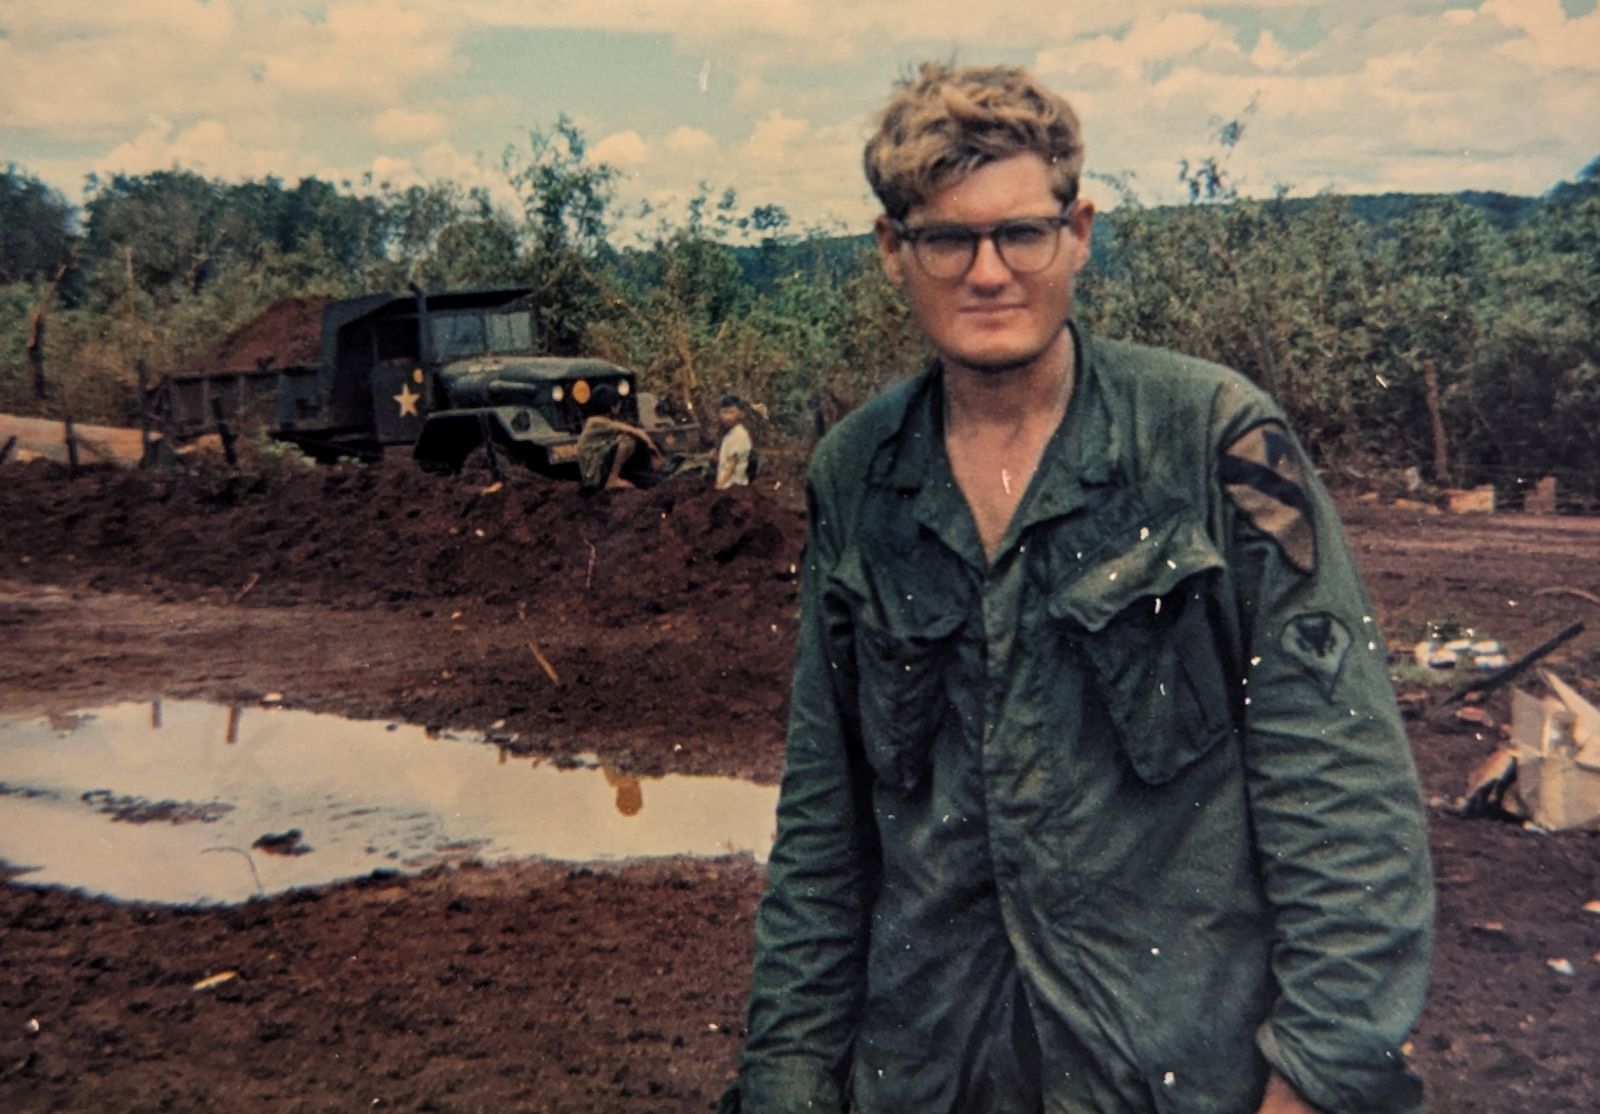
[863,62,1085,220]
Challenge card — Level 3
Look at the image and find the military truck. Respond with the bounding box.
[160,285,697,474]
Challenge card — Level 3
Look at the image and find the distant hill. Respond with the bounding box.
[726,167,1597,296]
[1273,190,1538,230]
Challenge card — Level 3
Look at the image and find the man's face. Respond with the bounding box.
[718,405,743,429]
[875,153,1094,375]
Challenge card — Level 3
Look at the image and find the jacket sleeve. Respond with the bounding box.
[1211,387,1435,1114]
[730,458,879,1111]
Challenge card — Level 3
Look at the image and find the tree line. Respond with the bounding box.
[2,121,1597,503]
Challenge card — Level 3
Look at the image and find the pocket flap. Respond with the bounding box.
[831,543,967,642]
[1046,515,1225,633]
[1043,512,1235,785]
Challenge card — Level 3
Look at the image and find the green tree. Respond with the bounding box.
[0,166,75,287]
[502,116,621,354]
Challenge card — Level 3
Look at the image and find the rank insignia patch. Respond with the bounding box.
[1281,612,1351,699]
[1222,422,1316,572]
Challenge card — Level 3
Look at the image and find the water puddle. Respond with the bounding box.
[0,700,778,905]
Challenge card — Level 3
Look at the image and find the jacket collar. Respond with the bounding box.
[866,323,1118,540]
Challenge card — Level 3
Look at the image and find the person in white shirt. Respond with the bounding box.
[715,394,753,489]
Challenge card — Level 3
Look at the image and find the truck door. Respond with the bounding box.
[372,359,429,444]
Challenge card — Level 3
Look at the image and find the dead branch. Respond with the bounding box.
[1533,586,1600,608]
[527,639,562,687]
[232,572,262,604]
[25,255,73,400]
[1437,621,1586,711]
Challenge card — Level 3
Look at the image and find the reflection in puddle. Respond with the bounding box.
[0,700,778,905]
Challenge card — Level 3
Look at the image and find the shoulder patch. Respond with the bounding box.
[1221,421,1316,572]
[1280,612,1351,699]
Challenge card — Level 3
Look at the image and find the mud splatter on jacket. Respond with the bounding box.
[731,325,1434,1113]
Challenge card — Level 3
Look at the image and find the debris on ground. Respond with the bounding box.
[190,971,239,992]
[253,828,313,856]
[1443,486,1497,515]
[1462,670,1600,831]
[1523,476,1558,515]
[1413,634,1508,671]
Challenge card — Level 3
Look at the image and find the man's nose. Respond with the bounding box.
[966,233,1011,285]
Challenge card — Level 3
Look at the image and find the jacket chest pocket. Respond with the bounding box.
[852,616,962,792]
[1047,516,1236,785]
[830,544,968,794]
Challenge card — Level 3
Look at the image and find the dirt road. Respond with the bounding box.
[2,457,1598,1112]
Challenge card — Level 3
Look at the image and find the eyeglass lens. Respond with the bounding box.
[914,219,1063,278]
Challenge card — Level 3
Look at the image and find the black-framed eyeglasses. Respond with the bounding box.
[891,209,1075,279]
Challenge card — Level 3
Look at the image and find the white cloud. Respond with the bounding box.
[1484,0,1600,70]
[744,111,811,163]
[96,116,304,182]
[372,109,449,145]
[452,0,1290,66]
[1250,30,1295,72]
[1067,11,1238,79]
[664,126,718,156]
[366,155,419,191]
[4,1,1598,233]
[591,130,652,167]
[350,143,517,210]
[1,0,464,140]
[1,0,256,138]
[259,0,463,106]
[1031,2,1600,204]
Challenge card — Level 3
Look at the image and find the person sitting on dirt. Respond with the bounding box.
[714,394,755,490]
[576,384,662,492]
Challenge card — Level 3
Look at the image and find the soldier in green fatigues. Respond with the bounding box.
[724,63,1433,1114]
[576,383,662,491]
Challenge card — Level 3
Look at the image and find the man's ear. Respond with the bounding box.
[874,215,905,286]
[1066,197,1096,276]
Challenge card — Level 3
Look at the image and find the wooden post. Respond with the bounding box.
[1421,357,1449,485]
[64,416,80,477]
[210,397,238,467]
[136,358,154,467]
[25,258,71,401]
[0,435,16,465]
[26,316,47,400]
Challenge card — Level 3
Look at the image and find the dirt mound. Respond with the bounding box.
[0,457,806,779]
[170,294,333,377]
[0,457,802,628]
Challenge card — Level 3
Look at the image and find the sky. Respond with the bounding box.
[3,0,1598,240]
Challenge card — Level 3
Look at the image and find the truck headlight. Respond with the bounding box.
[552,385,565,402]
[618,380,631,397]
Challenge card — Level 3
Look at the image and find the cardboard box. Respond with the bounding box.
[1504,673,1600,831]
[1444,485,1496,514]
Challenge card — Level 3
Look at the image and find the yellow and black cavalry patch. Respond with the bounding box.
[1222,422,1316,572]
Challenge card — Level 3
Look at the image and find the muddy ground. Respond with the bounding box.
[2,455,1598,1113]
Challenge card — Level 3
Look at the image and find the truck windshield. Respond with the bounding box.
[431,313,532,359]
[431,315,486,360]
[486,313,533,353]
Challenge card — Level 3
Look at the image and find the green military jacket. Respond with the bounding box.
[732,325,1434,1113]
